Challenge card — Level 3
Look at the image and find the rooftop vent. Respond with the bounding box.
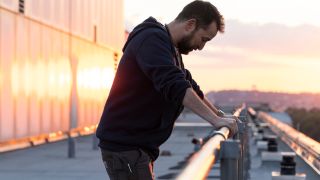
[18,0,24,14]
[272,152,306,180]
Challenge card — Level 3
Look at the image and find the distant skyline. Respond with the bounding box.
[124,0,320,93]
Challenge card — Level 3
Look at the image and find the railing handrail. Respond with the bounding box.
[176,127,229,180]
[233,103,246,117]
[176,106,245,180]
[258,112,320,175]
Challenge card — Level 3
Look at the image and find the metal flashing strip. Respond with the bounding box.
[0,125,97,153]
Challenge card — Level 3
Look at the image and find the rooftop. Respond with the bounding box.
[0,112,319,180]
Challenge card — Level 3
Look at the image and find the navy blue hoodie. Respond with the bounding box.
[96,17,204,160]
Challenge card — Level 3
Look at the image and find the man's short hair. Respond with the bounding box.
[175,0,225,33]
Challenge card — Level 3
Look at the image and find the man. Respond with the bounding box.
[96,1,238,179]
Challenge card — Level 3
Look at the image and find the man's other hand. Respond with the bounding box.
[211,117,238,138]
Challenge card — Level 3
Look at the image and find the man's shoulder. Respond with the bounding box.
[125,20,170,51]
[139,26,168,39]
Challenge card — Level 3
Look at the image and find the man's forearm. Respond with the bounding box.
[203,97,219,115]
[182,88,219,126]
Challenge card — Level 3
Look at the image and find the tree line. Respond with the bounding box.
[286,108,320,142]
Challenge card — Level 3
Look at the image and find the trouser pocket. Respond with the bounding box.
[101,150,127,180]
[135,150,154,180]
[101,149,154,180]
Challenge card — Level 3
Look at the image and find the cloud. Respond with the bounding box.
[183,20,320,71]
[183,45,293,70]
[212,20,320,59]
[125,17,320,60]
[184,53,283,70]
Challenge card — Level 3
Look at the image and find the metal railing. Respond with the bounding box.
[258,112,320,175]
[176,105,249,180]
[176,127,230,180]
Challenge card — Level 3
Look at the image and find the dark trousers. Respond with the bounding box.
[101,149,155,180]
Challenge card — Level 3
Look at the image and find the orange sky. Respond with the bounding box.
[125,0,320,93]
[183,20,320,93]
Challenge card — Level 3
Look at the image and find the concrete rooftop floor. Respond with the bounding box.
[0,112,319,180]
[0,113,213,180]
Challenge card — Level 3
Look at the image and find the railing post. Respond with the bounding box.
[68,55,78,158]
[220,139,241,180]
[239,109,249,180]
[68,134,76,158]
[237,116,246,180]
[242,110,250,180]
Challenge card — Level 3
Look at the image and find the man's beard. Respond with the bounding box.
[177,30,196,54]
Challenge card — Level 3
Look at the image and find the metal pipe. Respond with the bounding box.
[175,106,246,180]
[258,112,320,175]
[176,127,230,180]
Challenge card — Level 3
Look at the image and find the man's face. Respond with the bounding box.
[178,21,218,55]
[177,30,196,54]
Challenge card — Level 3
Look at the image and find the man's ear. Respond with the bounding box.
[185,18,197,32]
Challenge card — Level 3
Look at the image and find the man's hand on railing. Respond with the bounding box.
[211,117,238,138]
[223,114,243,124]
[217,110,243,123]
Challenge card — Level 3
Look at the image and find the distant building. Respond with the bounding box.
[0,1,124,142]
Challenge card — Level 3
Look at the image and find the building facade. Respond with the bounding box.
[0,0,124,143]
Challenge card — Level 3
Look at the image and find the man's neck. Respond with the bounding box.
[166,21,184,47]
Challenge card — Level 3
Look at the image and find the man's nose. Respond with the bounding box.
[198,43,205,50]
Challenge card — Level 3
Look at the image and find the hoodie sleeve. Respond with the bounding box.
[185,69,204,99]
[136,31,192,103]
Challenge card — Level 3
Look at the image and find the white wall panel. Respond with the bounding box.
[87,0,93,41]
[0,0,124,142]
[28,21,41,136]
[52,0,59,29]
[92,0,99,39]
[41,27,52,134]
[97,0,104,45]
[108,0,115,46]
[37,0,44,24]
[49,0,56,26]
[71,0,80,36]
[51,31,61,132]
[25,0,37,21]
[117,0,125,49]
[60,0,69,32]
[82,0,88,39]
[0,0,18,12]
[15,16,29,138]
[105,0,111,46]
[2,0,124,50]
[61,33,70,131]
[0,9,2,141]
[0,10,14,141]
[42,0,51,24]
[94,0,125,50]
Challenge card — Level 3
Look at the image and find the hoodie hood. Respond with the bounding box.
[123,17,166,52]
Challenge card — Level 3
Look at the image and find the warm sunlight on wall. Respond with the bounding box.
[7,47,116,140]
[0,4,122,142]
[11,58,72,100]
[77,56,115,102]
